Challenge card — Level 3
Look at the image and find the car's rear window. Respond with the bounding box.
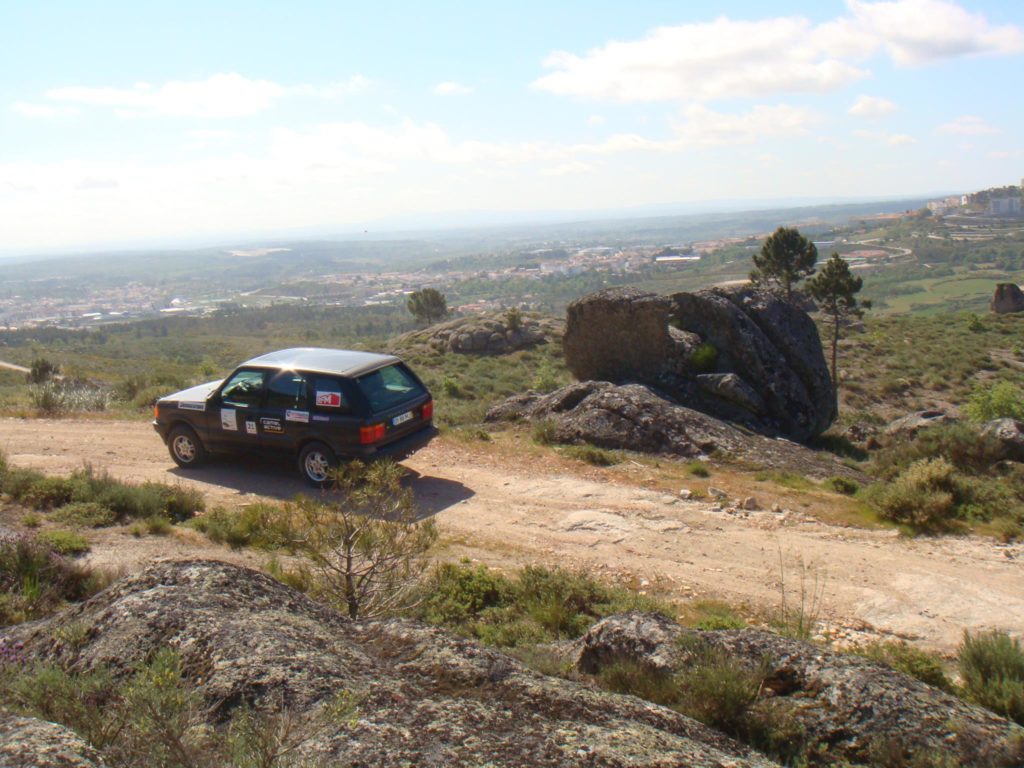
[357,363,425,412]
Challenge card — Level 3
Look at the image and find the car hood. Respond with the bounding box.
[159,380,222,405]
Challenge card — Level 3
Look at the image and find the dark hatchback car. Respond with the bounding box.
[153,347,436,485]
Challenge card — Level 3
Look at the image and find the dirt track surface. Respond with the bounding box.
[2,417,1022,652]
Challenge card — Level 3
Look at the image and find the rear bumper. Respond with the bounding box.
[360,424,438,461]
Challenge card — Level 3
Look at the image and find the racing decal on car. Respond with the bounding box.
[285,410,309,423]
[178,401,205,411]
[221,409,238,431]
[260,417,283,434]
[312,414,330,422]
[315,391,342,408]
[245,421,257,435]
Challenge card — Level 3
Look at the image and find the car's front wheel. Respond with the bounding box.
[168,425,206,469]
[298,441,337,487]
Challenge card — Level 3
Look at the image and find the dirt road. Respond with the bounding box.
[2,417,1021,651]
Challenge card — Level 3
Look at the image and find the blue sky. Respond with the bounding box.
[2,0,1023,253]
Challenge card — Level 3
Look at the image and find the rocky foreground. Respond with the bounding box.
[1,561,772,767]
[2,561,1021,767]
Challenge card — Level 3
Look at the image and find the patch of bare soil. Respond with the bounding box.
[1,417,1021,652]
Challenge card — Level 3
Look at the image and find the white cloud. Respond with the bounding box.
[586,115,606,125]
[541,162,594,177]
[75,177,119,191]
[433,81,473,96]
[670,104,821,146]
[533,2,1024,103]
[39,72,368,119]
[533,16,867,102]
[937,115,999,135]
[187,129,238,140]
[854,129,917,145]
[848,0,1024,65]
[47,73,285,118]
[11,101,78,118]
[848,95,897,118]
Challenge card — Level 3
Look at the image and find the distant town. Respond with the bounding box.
[1,182,1020,331]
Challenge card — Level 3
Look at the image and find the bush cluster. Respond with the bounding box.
[0,533,110,625]
[0,647,358,767]
[414,562,663,647]
[0,458,205,527]
[959,630,1024,725]
[29,381,114,414]
[867,425,1024,535]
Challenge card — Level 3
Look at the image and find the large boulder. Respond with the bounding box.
[0,715,105,768]
[487,382,737,457]
[991,283,1024,314]
[573,613,1024,768]
[884,409,957,439]
[485,382,868,481]
[562,286,835,441]
[981,418,1024,462]
[563,288,682,382]
[2,561,774,768]
[393,313,558,356]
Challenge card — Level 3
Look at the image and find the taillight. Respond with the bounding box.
[421,399,433,421]
[359,423,386,444]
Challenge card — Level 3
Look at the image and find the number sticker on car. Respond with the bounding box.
[392,411,413,426]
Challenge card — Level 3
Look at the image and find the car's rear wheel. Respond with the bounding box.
[299,441,337,487]
[168,425,206,468]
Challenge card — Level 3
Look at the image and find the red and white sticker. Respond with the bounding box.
[315,391,342,408]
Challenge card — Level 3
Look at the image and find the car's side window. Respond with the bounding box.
[220,369,265,408]
[266,371,309,410]
[311,376,350,413]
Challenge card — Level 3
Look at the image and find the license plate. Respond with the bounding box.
[392,411,413,426]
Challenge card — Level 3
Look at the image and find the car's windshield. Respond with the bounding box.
[356,363,425,412]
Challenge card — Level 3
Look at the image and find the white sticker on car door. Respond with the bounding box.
[245,420,257,435]
[221,409,238,431]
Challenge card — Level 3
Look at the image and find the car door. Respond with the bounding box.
[207,368,267,452]
[307,374,365,455]
[256,369,312,453]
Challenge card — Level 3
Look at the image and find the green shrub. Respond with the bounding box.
[676,638,770,736]
[415,562,665,647]
[853,641,952,692]
[562,445,617,466]
[531,363,560,393]
[22,476,76,509]
[824,476,859,495]
[966,380,1024,422]
[0,534,107,624]
[870,458,967,531]
[869,424,1024,525]
[143,515,172,536]
[0,650,359,766]
[687,461,711,478]
[26,357,59,384]
[689,342,718,373]
[532,418,559,446]
[0,467,47,502]
[418,562,511,627]
[597,659,679,705]
[190,504,290,550]
[681,600,747,630]
[29,381,113,414]
[36,530,90,556]
[504,307,523,331]
[51,502,117,528]
[0,663,124,749]
[958,630,1024,724]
